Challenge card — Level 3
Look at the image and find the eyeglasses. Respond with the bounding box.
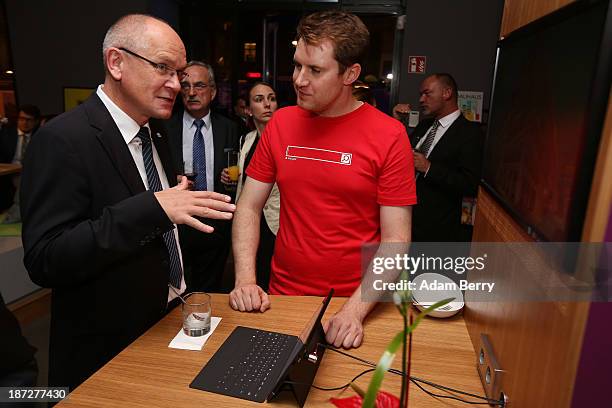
[180,82,212,92]
[118,47,187,81]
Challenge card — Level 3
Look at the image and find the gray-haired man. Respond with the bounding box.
[164,61,240,293]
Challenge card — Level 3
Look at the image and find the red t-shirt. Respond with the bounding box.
[247,103,417,296]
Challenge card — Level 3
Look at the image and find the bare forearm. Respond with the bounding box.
[343,207,412,322]
[232,205,261,286]
[341,243,409,322]
[341,285,377,320]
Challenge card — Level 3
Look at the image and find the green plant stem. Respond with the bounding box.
[362,297,454,408]
[404,312,414,408]
[399,310,407,408]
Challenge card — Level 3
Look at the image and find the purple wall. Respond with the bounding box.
[571,204,612,407]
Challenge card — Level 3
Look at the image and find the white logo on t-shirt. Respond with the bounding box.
[285,145,352,166]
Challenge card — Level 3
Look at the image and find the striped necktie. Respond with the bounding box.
[20,133,30,162]
[138,126,183,289]
[419,119,441,157]
[192,119,207,191]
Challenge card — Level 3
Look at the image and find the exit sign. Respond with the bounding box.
[408,56,426,74]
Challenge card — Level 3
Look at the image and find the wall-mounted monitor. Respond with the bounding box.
[482,0,612,242]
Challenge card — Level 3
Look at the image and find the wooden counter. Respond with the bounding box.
[58,294,484,407]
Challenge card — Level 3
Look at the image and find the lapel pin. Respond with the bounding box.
[156,132,162,138]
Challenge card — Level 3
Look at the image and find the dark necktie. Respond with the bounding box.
[192,119,207,191]
[419,119,441,157]
[138,127,183,289]
[20,133,30,162]
[242,133,260,184]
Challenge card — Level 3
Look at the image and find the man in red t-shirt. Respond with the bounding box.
[229,10,417,349]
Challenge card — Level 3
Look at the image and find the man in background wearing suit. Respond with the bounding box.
[409,73,483,242]
[231,95,252,136]
[20,15,235,391]
[0,105,40,218]
[0,105,41,164]
[165,61,239,293]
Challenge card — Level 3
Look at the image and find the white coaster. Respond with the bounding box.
[168,317,222,351]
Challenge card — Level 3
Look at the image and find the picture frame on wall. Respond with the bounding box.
[63,87,95,112]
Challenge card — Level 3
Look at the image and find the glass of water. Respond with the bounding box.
[182,292,211,337]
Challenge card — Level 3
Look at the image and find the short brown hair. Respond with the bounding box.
[296,11,369,73]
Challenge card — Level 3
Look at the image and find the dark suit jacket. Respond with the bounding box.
[0,125,39,163]
[164,110,238,231]
[230,114,252,137]
[20,94,178,390]
[164,110,239,194]
[410,114,483,242]
[0,125,18,163]
[0,126,19,210]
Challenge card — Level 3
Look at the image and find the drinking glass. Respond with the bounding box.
[182,292,212,337]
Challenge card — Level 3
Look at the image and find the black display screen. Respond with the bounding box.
[483,0,611,241]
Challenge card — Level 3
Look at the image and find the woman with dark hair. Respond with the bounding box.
[222,82,279,291]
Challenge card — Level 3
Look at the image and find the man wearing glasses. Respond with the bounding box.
[20,15,235,391]
[164,61,239,293]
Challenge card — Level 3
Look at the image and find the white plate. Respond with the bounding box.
[411,273,464,318]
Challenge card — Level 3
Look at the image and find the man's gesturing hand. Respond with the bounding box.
[229,284,271,313]
[323,308,364,349]
[154,176,236,233]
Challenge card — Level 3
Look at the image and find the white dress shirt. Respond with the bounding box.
[96,85,186,301]
[12,129,31,164]
[182,110,215,191]
[416,109,462,157]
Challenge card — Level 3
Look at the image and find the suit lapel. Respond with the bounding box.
[9,128,18,162]
[410,118,434,148]
[83,94,146,195]
[166,112,184,172]
[210,113,226,189]
[428,115,465,160]
[150,120,178,188]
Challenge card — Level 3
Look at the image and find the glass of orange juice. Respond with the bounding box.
[227,150,239,190]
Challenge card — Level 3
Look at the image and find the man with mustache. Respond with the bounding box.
[165,61,239,292]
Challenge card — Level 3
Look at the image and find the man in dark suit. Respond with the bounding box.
[164,61,239,293]
[20,15,235,391]
[231,95,252,136]
[0,105,41,164]
[0,105,40,215]
[409,73,483,242]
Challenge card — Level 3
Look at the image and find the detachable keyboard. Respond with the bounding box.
[190,326,301,402]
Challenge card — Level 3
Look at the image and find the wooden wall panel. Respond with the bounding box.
[466,189,590,407]
[581,89,612,242]
[501,0,575,36]
[465,1,612,406]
